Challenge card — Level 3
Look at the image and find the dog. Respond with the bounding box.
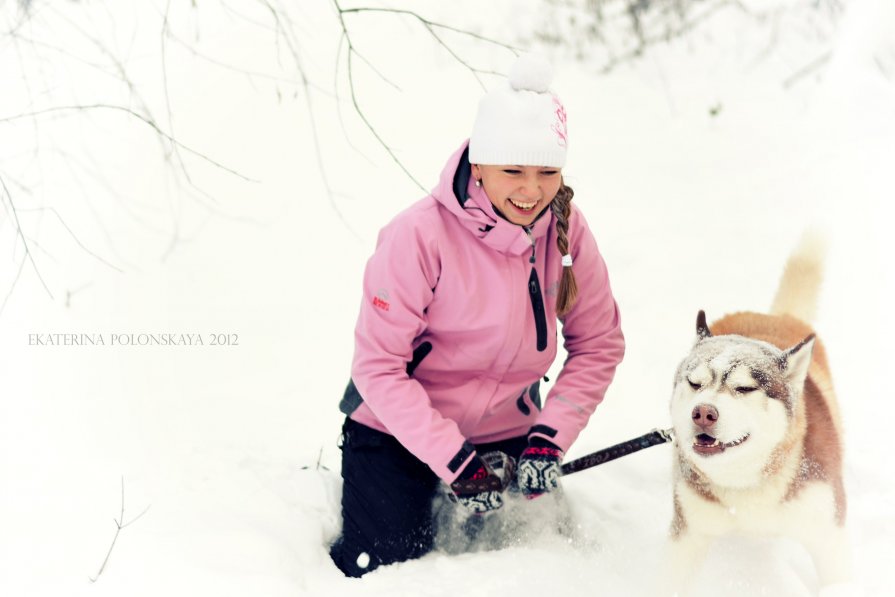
[664,234,853,596]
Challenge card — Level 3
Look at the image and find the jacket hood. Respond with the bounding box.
[430,140,553,257]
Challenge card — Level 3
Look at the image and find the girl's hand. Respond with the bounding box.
[517,437,563,499]
[449,452,514,514]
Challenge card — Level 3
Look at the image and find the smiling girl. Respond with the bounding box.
[329,54,625,577]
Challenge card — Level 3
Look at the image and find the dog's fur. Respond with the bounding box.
[665,233,851,594]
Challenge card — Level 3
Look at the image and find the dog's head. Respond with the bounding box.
[670,311,814,488]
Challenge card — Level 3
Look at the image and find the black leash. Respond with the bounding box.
[560,427,675,476]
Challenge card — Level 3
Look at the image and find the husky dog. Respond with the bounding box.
[665,235,852,595]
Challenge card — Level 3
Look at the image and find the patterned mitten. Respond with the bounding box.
[449,453,505,514]
[517,437,563,499]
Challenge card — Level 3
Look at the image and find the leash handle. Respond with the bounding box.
[560,428,675,476]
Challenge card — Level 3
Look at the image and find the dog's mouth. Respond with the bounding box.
[692,432,750,456]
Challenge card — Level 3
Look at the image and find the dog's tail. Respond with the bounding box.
[770,230,827,323]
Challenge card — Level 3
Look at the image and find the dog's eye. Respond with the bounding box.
[735,386,758,394]
[688,380,702,391]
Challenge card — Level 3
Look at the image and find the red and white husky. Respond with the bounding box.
[666,234,854,596]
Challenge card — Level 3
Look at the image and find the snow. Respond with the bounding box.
[2,1,893,596]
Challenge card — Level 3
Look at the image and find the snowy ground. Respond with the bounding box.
[2,1,893,596]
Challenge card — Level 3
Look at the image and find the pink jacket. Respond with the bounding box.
[348,140,625,483]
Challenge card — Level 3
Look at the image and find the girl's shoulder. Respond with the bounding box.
[389,195,443,227]
[377,195,447,251]
[566,202,597,242]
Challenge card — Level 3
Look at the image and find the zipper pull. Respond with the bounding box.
[523,226,536,264]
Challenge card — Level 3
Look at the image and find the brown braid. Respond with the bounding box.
[550,182,578,317]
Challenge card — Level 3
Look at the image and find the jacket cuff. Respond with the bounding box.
[527,424,564,450]
[527,435,562,451]
[441,440,477,484]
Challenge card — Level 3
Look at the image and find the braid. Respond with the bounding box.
[550,182,578,317]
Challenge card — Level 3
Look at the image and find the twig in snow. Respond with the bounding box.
[89,477,150,583]
[301,446,329,471]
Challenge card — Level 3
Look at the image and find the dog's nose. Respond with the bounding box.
[692,404,719,429]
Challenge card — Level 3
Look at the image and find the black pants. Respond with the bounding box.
[329,418,529,577]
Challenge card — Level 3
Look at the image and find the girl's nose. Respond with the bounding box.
[519,175,539,199]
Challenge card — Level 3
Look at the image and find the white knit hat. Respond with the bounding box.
[469,54,568,168]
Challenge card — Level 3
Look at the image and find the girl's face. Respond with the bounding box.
[471,164,563,226]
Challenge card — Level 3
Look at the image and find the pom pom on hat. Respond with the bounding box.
[508,53,555,93]
[469,53,568,168]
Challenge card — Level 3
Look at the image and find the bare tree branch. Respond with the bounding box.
[158,0,221,197]
[332,0,426,192]
[0,173,54,312]
[66,281,94,308]
[783,51,833,89]
[339,7,521,54]
[331,31,377,167]
[11,206,125,274]
[874,54,894,82]
[596,0,735,74]
[8,2,260,229]
[250,0,362,238]
[46,4,161,131]
[162,25,327,91]
[0,104,257,182]
[340,7,517,89]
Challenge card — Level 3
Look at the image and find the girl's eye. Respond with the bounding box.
[503,169,521,175]
[541,171,559,176]
[688,380,702,391]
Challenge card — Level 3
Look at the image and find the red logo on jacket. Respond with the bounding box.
[373,289,391,311]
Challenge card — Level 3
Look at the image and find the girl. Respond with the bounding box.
[330,54,625,577]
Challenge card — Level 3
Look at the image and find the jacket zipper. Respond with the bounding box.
[524,227,548,352]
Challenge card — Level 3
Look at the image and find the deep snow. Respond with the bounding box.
[2,1,893,596]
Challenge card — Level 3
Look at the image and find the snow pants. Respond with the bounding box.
[329,417,528,577]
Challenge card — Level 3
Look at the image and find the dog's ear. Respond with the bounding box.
[696,310,712,340]
[780,334,815,389]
